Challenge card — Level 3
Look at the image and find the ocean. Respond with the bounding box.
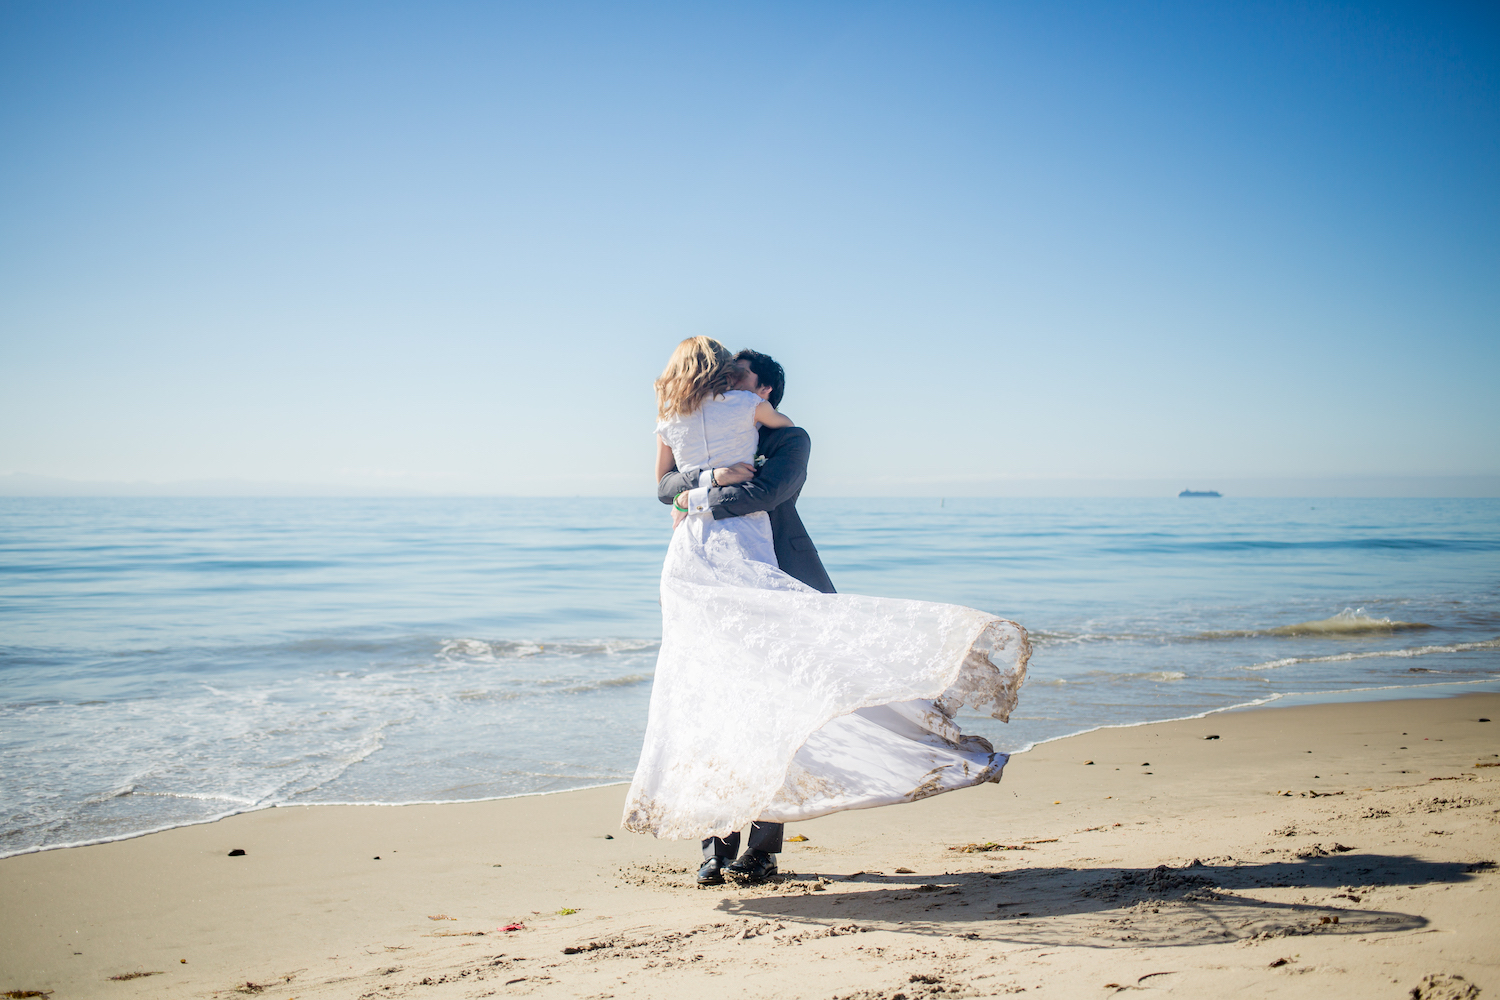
[2,496,1497,858]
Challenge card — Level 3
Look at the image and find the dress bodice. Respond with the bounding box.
[655,390,761,471]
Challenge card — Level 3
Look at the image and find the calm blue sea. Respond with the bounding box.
[2,496,1498,857]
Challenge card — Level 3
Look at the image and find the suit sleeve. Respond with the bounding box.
[657,466,701,506]
[708,429,810,519]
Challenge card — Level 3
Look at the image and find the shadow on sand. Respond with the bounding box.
[714,854,1492,947]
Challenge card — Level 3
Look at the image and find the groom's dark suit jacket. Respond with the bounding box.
[657,425,836,595]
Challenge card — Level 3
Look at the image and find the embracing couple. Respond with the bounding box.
[623,337,1030,887]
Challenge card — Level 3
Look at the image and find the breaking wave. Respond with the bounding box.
[1208,607,1433,638]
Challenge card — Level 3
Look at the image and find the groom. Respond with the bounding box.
[656,348,836,886]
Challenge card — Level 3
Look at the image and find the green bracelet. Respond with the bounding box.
[673,493,688,512]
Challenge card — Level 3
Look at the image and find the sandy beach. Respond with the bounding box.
[4,693,1496,1000]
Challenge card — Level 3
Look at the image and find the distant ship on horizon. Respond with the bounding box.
[1179,489,1222,498]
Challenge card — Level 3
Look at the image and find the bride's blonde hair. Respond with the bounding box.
[655,336,737,419]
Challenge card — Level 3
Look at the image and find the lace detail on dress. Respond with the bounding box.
[940,618,1032,723]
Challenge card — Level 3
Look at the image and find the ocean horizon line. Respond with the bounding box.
[3,472,1499,499]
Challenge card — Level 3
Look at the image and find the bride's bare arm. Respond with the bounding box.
[656,436,677,481]
[755,400,793,429]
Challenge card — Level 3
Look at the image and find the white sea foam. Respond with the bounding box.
[438,637,660,663]
[1240,637,1500,672]
[1019,669,1186,685]
[1026,630,1162,647]
[1033,608,1436,646]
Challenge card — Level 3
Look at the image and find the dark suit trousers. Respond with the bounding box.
[703,821,783,860]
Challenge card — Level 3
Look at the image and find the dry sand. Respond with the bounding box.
[3,693,1497,1000]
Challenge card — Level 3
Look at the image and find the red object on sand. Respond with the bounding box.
[500,922,524,932]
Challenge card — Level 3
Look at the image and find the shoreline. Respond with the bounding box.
[0,779,636,863]
[3,692,1497,999]
[6,679,1499,863]
[1008,675,1500,753]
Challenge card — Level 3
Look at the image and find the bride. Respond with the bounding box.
[622,337,1029,882]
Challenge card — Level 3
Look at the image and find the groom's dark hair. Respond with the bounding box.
[735,349,785,410]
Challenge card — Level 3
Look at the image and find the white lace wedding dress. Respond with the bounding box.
[623,390,1030,840]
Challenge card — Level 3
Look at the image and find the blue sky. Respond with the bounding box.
[1,1,1496,495]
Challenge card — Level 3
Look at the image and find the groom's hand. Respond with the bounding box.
[714,463,756,486]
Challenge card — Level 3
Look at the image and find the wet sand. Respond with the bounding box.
[3,693,1497,999]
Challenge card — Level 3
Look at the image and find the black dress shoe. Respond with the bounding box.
[697,855,731,885]
[727,849,778,882]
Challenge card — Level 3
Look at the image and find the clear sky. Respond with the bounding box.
[1,1,1496,496]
